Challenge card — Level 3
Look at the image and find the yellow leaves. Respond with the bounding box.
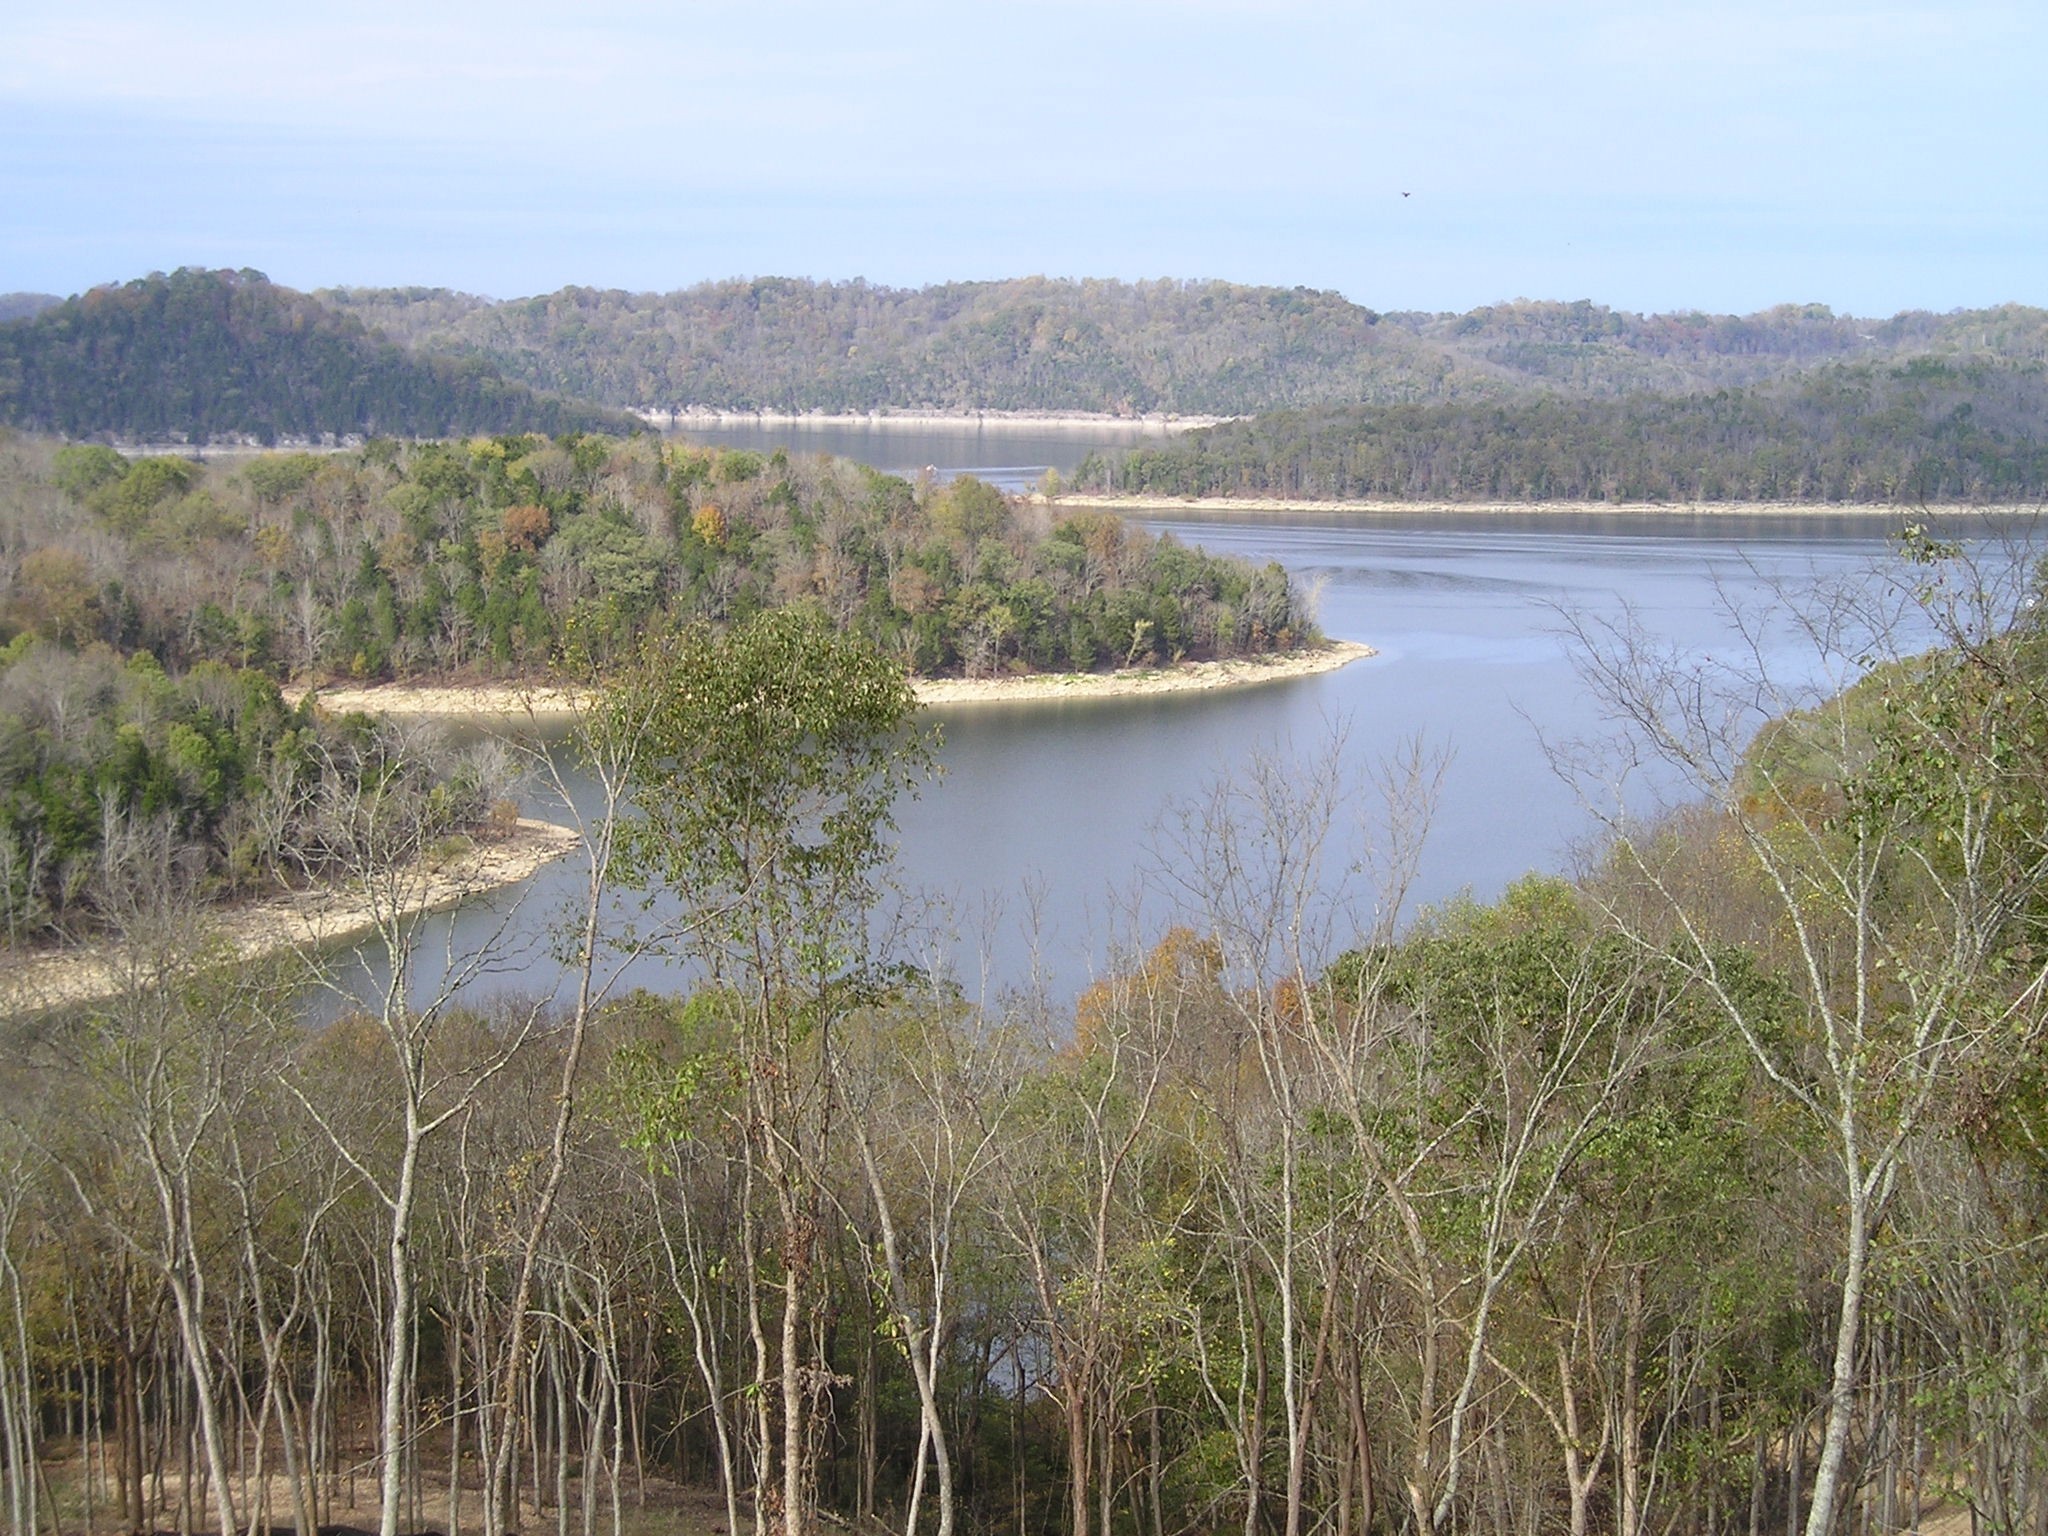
[477,527,509,570]
[889,564,942,617]
[12,547,99,646]
[1074,926,1224,1057]
[251,523,293,570]
[378,529,420,576]
[691,502,728,546]
[501,503,552,554]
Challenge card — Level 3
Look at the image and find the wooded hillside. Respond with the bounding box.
[0,269,640,443]
[319,276,2048,417]
[0,431,1307,687]
[1073,357,2048,503]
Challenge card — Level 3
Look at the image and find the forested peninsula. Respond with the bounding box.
[1071,357,2048,504]
[0,430,1307,681]
[0,425,1312,943]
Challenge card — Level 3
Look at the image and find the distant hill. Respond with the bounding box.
[0,269,640,443]
[14,267,2045,469]
[320,277,1494,415]
[0,293,61,324]
[1072,355,2048,504]
[320,277,2048,418]
[1381,299,2048,396]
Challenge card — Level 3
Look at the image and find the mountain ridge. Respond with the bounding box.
[0,269,640,442]
[318,276,2048,417]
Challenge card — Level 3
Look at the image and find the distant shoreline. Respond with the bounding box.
[644,408,1220,433]
[1047,493,2016,519]
[0,819,580,1017]
[285,643,1375,724]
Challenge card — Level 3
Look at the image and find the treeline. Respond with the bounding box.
[1073,357,2048,503]
[320,277,1462,416]
[0,569,2043,1536]
[0,269,641,444]
[0,642,512,943]
[0,430,1309,686]
[320,276,2048,416]
[13,267,2048,433]
[1379,298,2048,396]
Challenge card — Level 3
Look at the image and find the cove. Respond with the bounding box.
[329,504,2032,1016]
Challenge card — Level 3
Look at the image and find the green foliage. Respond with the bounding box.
[608,606,934,986]
[88,456,194,535]
[0,268,642,442]
[1077,358,2048,504]
[321,278,2048,420]
[50,443,127,501]
[0,639,489,945]
[0,435,1304,686]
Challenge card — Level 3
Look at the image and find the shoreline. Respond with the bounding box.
[0,819,581,1017]
[642,408,1219,433]
[1048,493,2020,519]
[286,642,1375,723]
[913,641,1373,705]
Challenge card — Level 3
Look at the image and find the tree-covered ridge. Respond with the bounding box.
[1382,297,2048,394]
[0,268,640,444]
[15,265,2044,429]
[1072,356,2048,503]
[322,276,1474,415]
[320,275,2048,416]
[0,430,1310,684]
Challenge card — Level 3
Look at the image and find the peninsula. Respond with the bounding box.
[0,819,580,1017]
[289,640,1374,723]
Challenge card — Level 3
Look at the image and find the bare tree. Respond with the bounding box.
[281,720,563,1536]
[1563,534,2048,1536]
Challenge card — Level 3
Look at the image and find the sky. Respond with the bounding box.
[2,0,2043,317]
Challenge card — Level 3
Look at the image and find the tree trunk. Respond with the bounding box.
[1804,1193,1870,1536]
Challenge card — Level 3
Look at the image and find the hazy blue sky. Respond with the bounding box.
[3,1,2041,315]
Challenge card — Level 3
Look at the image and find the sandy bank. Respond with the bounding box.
[0,819,580,1017]
[288,644,1374,723]
[1050,493,2002,519]
[288,680,593,721]
[914,642,1373,705]
[643,408,1219,433]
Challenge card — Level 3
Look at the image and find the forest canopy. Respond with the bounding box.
[1072,358,2048,504]
[0,540,2044,1536]
[0,431,1310,685]
[0,269,640,443]
[319,277,2048,418]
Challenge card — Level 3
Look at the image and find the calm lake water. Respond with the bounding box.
[332,425,2037,1013]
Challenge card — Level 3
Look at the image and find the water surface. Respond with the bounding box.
[317,421,2037,1008]
[333,502,2038,1016]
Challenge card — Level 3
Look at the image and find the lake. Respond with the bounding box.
[334,425,2036,1013]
